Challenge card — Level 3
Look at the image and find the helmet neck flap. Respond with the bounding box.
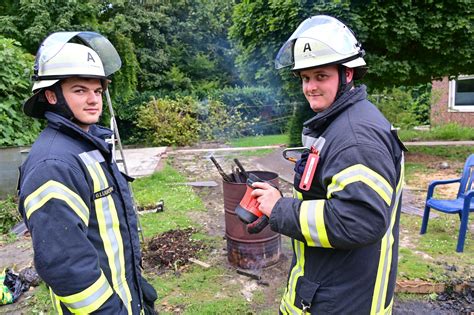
[45,83,74,120]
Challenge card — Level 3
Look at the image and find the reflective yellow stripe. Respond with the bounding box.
[327,164,393,205]
[293,188,303,200]
[57,271,113,314]
[79,150,132,314]
[24,180,89,224]
[300,200,332,248]
[95,162,132,310]
[383,297,394,314]
[279,239,305,314]
[371,158,404,315]
[50,287,63,315]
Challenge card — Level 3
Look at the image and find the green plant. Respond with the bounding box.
[137,96,201,146]
[0,36,42,146]
[0,195,21,234]
[429,123,474,141]
[399,124,474,142]
[208,86,292,135]
[369,87,419,128]
[199,99,260,141]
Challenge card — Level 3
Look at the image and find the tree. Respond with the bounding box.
[0,1,139,104]
[230,0,474,89]
[230,0,473,144]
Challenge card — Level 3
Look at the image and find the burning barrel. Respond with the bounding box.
[223,171,281,269]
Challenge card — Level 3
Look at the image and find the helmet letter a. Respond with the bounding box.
[303,43,311,52]
[87,52,96,63]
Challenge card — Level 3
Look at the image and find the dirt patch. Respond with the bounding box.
[143,228,207,272]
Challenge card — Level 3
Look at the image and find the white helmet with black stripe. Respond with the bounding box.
[275,15,367,80]
[24,31,121,119]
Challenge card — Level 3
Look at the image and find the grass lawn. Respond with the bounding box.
[2,140,472,313]
[228,134,288,147]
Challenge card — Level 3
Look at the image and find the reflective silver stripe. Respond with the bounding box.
[302,135,326,152]
[24,180,89,224]
[280,240,304,314]
[327,164,393,205]
[62,277,110,310]
[303,200,323,247]
[80,150,105,165]
[79,151,132,312]
[373,157,404,314]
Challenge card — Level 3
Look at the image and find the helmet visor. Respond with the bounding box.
[275,15,359,69]
[34,31,121,78]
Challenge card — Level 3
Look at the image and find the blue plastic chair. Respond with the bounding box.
[420,154,474,252]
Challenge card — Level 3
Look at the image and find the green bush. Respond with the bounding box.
[399,123,474,141]
[137,96,201,146]
[0,36,42,146]
[368,85,431,128]
[198,99,259,141]
[208,86,292,135]
[0,196,21,234]
[369,88,417,128]
[137,96,260,146]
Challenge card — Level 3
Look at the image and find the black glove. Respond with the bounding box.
[246,215,269,234]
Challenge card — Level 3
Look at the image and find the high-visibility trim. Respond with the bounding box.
[79,150,132,314]
[293,188,303,200]
[300,200,332,248]
[280,239,306,314]
[24,180,89,225]
[50,287,63,315]
[383,297,394,315]
[56,271,113,314]
[370,157,404,315]
[327,164,393,205]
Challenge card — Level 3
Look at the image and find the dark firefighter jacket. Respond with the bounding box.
[270,85,405,315]
[18,112,150,314]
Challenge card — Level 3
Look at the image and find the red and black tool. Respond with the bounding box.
[235,173,273,224]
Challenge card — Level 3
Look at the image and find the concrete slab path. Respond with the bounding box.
[119,147,167,178]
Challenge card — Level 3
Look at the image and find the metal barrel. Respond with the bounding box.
[223,171,281,269]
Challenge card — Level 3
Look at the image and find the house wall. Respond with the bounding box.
[431,77,474,127]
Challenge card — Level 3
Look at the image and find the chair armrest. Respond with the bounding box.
[426,178,460,199]
[464,189,474,204]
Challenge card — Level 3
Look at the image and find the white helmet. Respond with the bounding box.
[31,43,106,92]
[275,15,366,78]
[24,31,121,118]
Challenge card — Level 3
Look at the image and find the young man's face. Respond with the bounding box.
[300,65,353,113]
[61,78,104,131]
[44,78,104,131]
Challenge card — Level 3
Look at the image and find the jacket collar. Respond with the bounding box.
[44,111,112,154]
[303,85,367,132]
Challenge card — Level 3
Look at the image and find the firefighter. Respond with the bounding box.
[17,32,157,314]
[250,15,406,314]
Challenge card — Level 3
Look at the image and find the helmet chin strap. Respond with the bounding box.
[46,83,95,128]
[335,65,353,100]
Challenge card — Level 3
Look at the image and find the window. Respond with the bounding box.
[448,75,474,112]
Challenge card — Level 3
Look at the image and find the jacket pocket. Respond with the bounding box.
[295,276,320,312]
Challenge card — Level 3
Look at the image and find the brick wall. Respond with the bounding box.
[431,77,474,127]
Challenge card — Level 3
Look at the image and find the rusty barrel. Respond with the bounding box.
[223,171,281,269]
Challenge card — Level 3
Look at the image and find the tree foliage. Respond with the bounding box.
[0,37,42,146]
[230,1,474,90]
